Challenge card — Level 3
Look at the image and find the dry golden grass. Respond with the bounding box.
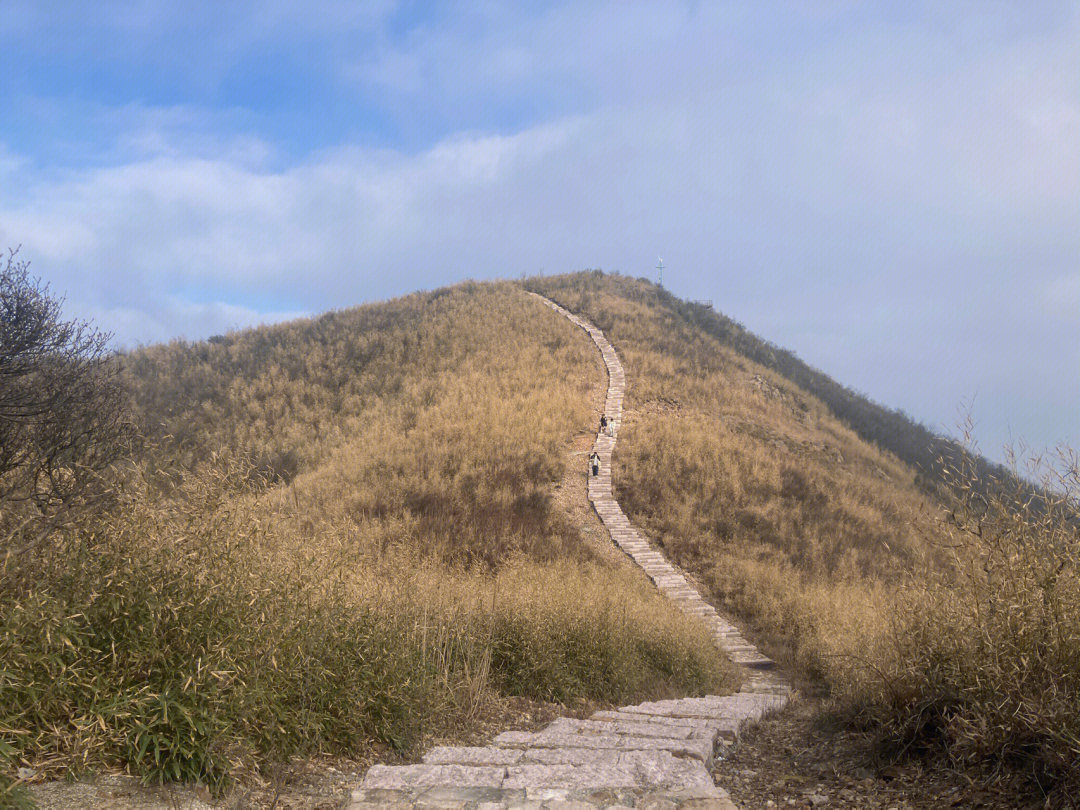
[836,448,1080,800]
[127,283,607,567]
[2,280,732,799]
[15,267,1071,801]
[526,273,940,672]
[527,271,1080,800]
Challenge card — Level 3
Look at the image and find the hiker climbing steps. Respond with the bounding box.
[348,293,790,809]
[534,294,787,688]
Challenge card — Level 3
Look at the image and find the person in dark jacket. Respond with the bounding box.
[589,451,601,477]
[599,414,608,434]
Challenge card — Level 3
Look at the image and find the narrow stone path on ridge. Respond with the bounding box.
[348,294,790,809]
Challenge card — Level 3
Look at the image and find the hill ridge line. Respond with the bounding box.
[348,293,789,809]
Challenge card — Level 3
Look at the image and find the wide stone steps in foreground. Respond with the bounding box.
[349,293,789,808]
[353,695,785,807]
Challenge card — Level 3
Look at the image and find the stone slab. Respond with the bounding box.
[424,746,524,765]
[524,731,714,762]
[589,711,725,732]
[546,717,713,741]
[503,753,718,793]
[361,764,506,790]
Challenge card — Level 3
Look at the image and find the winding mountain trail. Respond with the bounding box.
[349,294,790,809]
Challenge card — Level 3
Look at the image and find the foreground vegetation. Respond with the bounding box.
[528,272,1080,802]
[3,463,724,791]
[2,275,731,803]
[856,448,1080,797]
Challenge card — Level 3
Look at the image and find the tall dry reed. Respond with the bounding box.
[836,445,1080,801]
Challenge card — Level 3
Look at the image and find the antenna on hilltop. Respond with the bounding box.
[656,257,664,288]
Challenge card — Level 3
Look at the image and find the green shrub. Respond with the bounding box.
[0,465,440,792]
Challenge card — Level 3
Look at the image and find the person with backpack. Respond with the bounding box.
[599,414,607,434]
[589,451,601,477]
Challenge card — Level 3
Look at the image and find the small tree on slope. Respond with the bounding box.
[0,247,133,556]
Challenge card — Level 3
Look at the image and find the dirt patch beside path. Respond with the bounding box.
[712,696,1043,809]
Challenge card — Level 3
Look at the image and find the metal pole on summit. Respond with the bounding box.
[656,257,664,287]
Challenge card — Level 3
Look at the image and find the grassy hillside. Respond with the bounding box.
[2,281,732,799]
[5,271,1075,803]
[526,272,1080,801]
[125,283,598,565]
[526,272,938,675]
[658,287,1013,497]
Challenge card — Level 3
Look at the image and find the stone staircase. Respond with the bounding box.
[348,293,789,809]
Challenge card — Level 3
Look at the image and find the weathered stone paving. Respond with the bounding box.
[348,293,789,809]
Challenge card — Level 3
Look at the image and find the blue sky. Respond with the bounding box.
[1,1,1077,463]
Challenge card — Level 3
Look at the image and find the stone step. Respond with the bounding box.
[620,693,788,725]
[361,763,504,791]
[358,764,730,803]
[503,754,718,792]
[545,716,715,741]
[493,729,714,762]
[349,786,739,809]
[589,711,728,734]
[422,746,522,765]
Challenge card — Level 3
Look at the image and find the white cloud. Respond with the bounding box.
[0,117,582,325]
[3,17,1076,327]
[0,1,1076,461]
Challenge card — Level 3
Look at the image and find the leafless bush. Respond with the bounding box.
[1,248,134,556]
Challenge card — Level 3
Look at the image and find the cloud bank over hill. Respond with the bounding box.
[0,1,1076,458]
